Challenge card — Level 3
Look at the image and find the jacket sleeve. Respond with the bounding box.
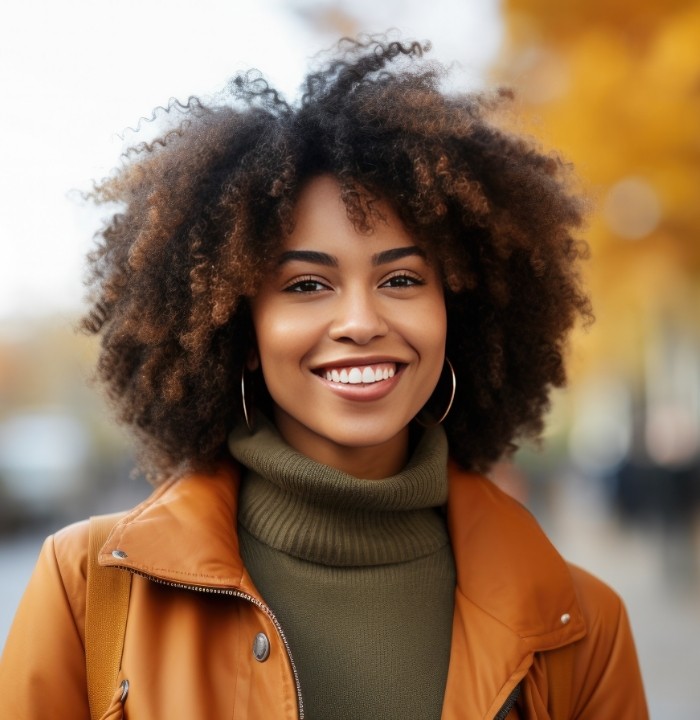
[567,565,649,719]
[0,524,91,719]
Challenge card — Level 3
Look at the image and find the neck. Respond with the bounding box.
[229,416,450,565]
[273,410,409,479]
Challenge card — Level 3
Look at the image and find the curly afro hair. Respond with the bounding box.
[82,37,592,481]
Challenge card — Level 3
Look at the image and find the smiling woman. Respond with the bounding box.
[249,174,447,478]
[0,37,648,720]
[71,40,593,482]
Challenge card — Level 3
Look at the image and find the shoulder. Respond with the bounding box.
[52,518,91,580]
[52,512,126,581]
[30,519,92,620]
[566,562,635,671]
[547,564,648,717]
[39,513,128,637]
[0,515,129,716]
[567,563,625,630]
[564,564,629,669]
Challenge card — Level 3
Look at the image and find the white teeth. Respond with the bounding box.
[322,363,397,385]
[348,368,363,384]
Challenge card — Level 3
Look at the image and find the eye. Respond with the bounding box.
[283,277,330,293]
[380,272,425,289]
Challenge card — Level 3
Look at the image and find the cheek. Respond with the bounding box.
[415,292,448,358]
[252,305,312,373]
[251,317,292,408]
[424,303,449,394]
[425,321,448,376]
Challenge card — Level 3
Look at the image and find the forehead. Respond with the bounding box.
[283,175,418,255]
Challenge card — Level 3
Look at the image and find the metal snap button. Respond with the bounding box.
[560,613,571,625]
[253,632,270,662]
[112,550,128,560]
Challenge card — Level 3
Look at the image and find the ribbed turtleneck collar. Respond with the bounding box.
[228,418,450,567]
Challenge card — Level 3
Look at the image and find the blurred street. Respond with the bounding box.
[546,471,700,719]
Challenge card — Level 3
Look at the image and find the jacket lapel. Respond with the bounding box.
[98,462,260,597]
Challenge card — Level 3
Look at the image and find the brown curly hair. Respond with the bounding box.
[82,37,592,480]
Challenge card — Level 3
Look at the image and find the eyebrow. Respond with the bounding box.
[277,246,425,268]
[372,246,425,266]
[277,250,338,267]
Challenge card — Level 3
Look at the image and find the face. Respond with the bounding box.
[249,175,447,477]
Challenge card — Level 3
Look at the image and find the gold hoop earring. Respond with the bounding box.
[241,366,254,432]
[417,357,456,427]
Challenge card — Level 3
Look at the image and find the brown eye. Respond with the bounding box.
[381,273,424,289]
[285,279,328,293]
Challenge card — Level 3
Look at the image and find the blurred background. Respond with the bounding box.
[1,0,698,715]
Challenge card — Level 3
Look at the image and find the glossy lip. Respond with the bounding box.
[311,359,407,402]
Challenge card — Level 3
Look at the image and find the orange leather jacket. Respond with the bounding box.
[0,461,648,719]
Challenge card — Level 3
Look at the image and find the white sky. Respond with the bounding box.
[0,0,502,321]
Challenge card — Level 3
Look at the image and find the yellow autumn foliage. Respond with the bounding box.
[495,0,700,381]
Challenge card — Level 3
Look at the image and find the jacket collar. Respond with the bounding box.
[446,460,585,652]
[101,459,585,651]
[100,461,258,595]
[444,462,586,718]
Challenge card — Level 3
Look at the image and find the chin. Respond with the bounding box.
[313,418,411,451]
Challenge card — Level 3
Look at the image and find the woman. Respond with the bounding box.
[0,38,648,718]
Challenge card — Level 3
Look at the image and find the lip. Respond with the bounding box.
[311,360,406,402]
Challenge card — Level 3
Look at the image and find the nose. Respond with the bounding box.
[328,289,389,345]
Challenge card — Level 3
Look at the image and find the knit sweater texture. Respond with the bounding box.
[228,419,456,720]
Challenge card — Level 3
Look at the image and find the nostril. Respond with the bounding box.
[328,322,390,345]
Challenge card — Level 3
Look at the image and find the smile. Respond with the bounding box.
[319,363,397,385]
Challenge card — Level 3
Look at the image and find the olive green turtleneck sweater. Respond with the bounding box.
[228,420,456,720]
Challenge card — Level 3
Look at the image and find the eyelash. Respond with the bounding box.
[380,272,425,289]
[283,276,329,293]
[283,272,425,294]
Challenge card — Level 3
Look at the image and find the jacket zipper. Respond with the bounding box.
[493,683,520,720]
[120,568,305,720]
[116,567,525,720]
